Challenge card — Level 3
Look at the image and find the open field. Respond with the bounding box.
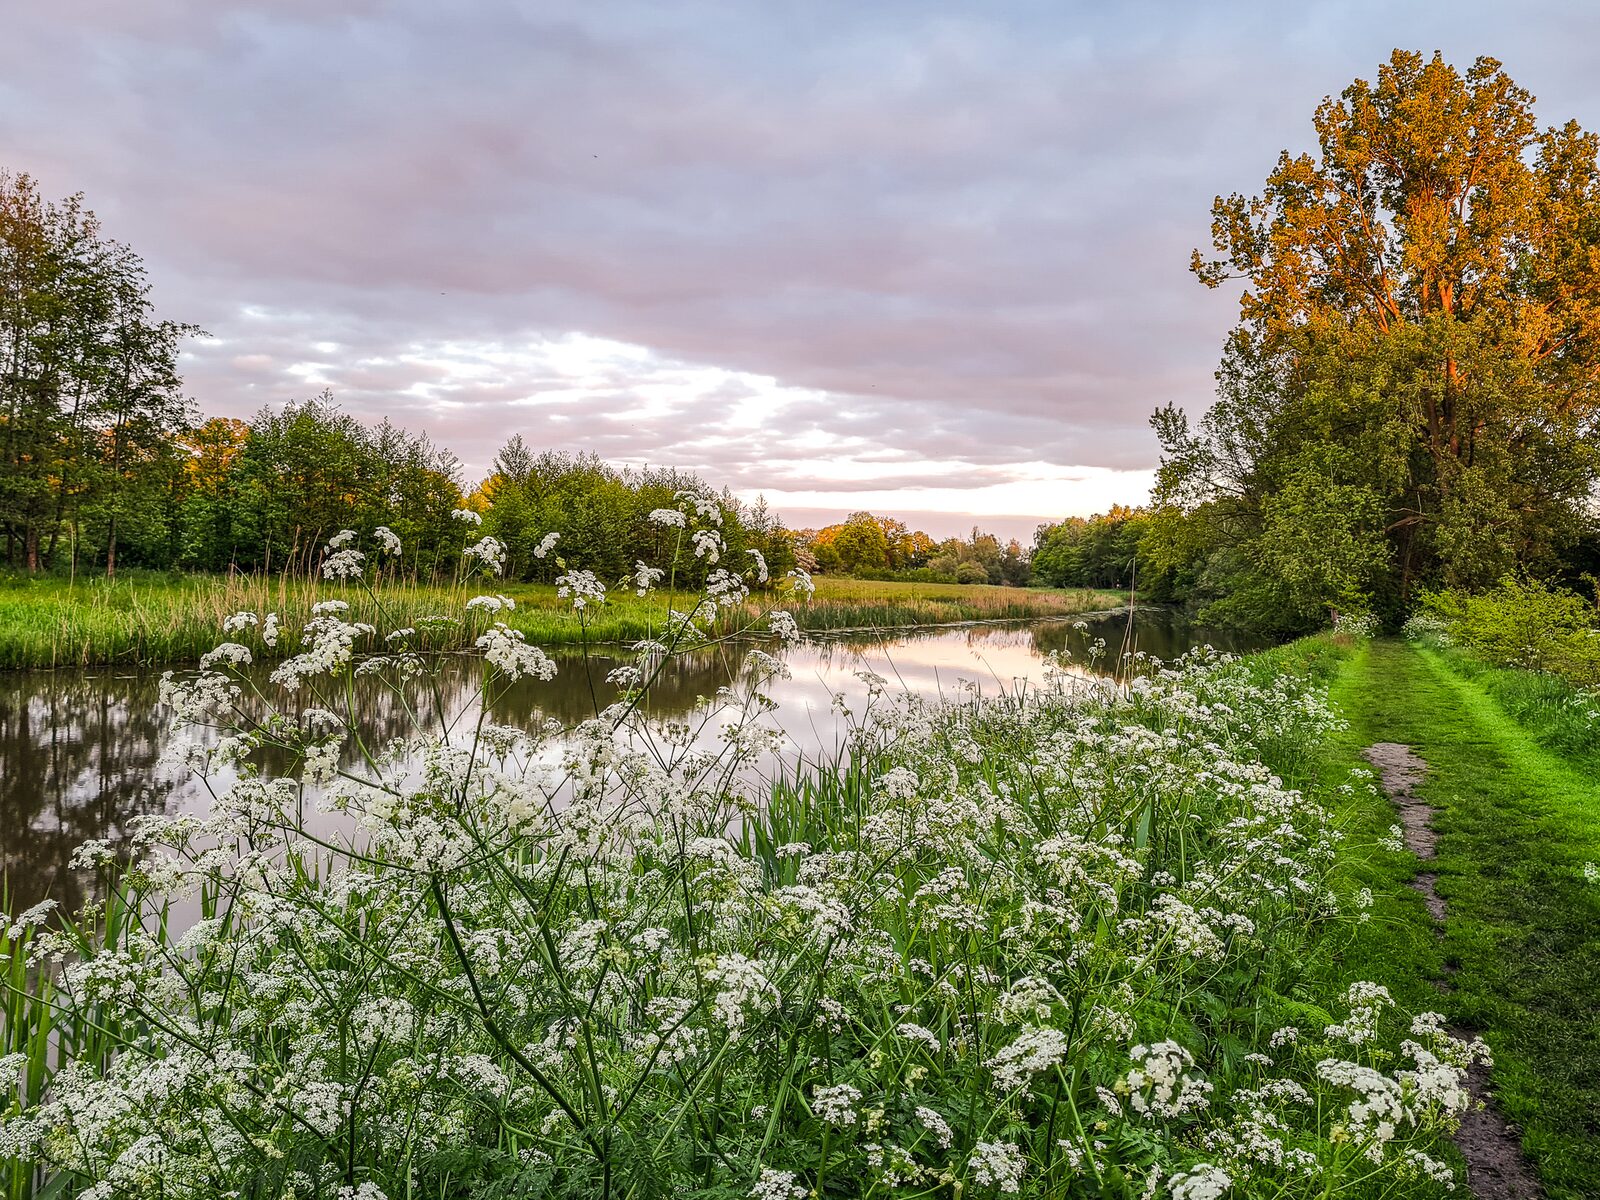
[0,571,1124,669]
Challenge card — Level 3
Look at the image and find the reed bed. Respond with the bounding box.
[0,572,1121,670]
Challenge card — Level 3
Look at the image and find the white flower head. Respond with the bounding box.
[556,569,606,610]
[463,536,507,576]
[692,528,723,564]
[969,1140,1024,1193]
[452,507,483,526]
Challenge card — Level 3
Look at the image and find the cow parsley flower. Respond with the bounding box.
[648,508,687,528]
[692,528,723,563]
[463,536,506,575]
[1123,1041,1211,1117]
[221,611,258,634]
[533,532,561,558]
[632,561,665,596]
[322,548,366,580]
[969,1140,1024,1193]
[476,624,557,681]
[451,507,482,525]
[1167,1163,1231,1200]
[556,569,606,610]
[199,642,252,671]
[812,1083,862,1128]
[748,1168,806,1200]
[374,525,402,555]
[915,1105,954,1149]
[991,1026,1071,1093]
[675,490,723,525]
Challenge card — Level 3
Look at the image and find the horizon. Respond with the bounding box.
[6,2,1600,538]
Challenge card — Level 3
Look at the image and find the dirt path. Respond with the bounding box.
[1362,740,1543,1200]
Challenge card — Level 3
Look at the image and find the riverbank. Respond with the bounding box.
[1,629,1486,1198]
[1330,638,1600,1198]
[0,572,1123,669]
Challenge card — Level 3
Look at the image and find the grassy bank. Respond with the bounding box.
[1332,639,1600,1199]
[0,572,1123,670]
[2,629,1491,1198]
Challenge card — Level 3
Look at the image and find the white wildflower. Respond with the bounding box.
[463,536,507,575]
[969,1140,1024,1193]
[1167,1163,1231,1200]
[812,1083,861,1128]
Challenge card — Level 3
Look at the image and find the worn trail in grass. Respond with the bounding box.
[1334,640,1600,1200]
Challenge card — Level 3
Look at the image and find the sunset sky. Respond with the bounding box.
[7,1,1599,540]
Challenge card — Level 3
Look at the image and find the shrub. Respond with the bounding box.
[1418,577,1600,688]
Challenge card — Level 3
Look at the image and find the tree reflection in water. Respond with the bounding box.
[0,611,1265,915]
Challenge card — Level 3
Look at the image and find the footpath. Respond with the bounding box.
[1332,641,1600,1200]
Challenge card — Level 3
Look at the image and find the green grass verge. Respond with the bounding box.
[0,572,1123,670]
[1330,638,1600,1200]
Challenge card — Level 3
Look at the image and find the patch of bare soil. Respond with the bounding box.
[1362,741,1543,1199]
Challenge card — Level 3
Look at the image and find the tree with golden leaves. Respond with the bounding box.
[1156,51,1600,628]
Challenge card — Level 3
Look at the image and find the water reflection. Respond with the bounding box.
[0,611,1264,914]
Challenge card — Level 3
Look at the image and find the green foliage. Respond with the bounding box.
[0,170,199,574]
[1419,577,1600,688]
[1155,51,1600,630]
[1338,641,1600,1196]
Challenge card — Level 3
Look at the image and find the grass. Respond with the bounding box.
[0,571,1123,670]
[1330,639,1600,1200]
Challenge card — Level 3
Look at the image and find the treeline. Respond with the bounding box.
[793,512,1032,585]
[470,435,794,584]
[5,387,796,584]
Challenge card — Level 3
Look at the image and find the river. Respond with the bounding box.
[0,608,1264,916]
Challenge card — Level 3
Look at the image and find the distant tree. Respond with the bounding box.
[1160,51,1600,627]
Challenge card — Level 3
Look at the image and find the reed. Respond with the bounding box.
[0,571,1122,670]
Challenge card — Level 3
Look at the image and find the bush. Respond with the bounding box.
[1418,577,1600,688]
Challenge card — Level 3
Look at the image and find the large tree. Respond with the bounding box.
[1154,51,1600,628]
[0,171,198,573]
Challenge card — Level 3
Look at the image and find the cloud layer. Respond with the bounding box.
[6,1,1599,536]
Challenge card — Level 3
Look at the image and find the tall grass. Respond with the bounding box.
[0,885,135,1200]
[0,571,1122,670]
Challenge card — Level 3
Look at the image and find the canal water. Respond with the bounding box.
[0,608,1263,915]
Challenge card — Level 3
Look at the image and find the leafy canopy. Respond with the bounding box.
[1154,50,1600,630]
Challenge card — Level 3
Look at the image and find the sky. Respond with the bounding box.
[6,2,1600,541]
